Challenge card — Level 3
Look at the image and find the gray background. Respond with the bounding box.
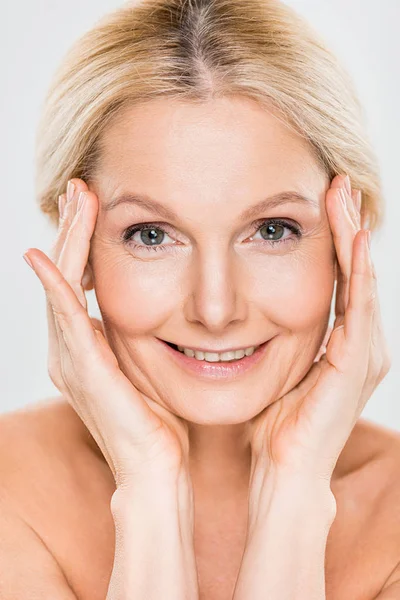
[1,0,399,430]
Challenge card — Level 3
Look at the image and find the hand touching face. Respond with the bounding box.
[244,174,391,484]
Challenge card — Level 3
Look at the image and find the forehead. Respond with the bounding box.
[96,96,326,203]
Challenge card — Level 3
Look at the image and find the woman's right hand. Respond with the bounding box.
[23,179,191,491]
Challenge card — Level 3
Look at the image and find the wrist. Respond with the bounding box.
[111,471,194,524]
[109,476,198,600]
[247,468,336,535]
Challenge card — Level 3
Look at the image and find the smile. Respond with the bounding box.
[166,342,260,362]
[156,337,273,380]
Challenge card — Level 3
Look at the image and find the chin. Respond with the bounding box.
[164,390,269,426]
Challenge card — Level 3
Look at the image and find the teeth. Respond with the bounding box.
[176,345,259,362]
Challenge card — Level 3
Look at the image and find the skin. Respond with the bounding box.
[84,95,336,484]
[9,95,400,598]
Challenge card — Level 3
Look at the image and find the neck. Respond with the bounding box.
[188,422,252,492]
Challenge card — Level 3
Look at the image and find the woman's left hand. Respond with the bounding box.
[245,174,392,484]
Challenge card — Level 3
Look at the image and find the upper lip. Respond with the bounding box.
[159,338,269,354]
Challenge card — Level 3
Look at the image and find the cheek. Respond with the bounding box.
[92,241,335,334]
[250,255,335,330]
[93,260,180,333]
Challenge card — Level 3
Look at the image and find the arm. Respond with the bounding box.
[232,176,388,599]
[233,473,336,600]
[106,475,199,600]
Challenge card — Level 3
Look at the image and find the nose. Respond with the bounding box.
[183,252,248,332]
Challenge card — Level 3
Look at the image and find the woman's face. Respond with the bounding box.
[88,95,335,425]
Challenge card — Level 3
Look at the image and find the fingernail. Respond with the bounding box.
[67,180,76,203]
[343,174,351,194]
[23,253,34,270]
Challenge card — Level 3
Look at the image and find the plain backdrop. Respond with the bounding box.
[1,0,399,431]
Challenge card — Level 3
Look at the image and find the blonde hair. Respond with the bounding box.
[35,0,384,232]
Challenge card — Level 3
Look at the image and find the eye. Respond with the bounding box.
[122,223,177,253]
[249,218,302,248]
[122,218,303,255]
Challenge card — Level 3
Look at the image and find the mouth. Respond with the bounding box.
[162,340,263,359]
[156,337,273,380]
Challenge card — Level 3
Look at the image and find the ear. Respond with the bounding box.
[82,263,94,291]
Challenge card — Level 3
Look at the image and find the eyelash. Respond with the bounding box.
[122,219,302,254]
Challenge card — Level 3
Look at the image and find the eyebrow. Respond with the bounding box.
[104,190,320,220]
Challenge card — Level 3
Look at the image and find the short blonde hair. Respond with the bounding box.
[35,0,384,232]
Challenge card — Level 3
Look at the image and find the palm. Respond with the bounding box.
[89,317,191,474]
[247,321,360,479]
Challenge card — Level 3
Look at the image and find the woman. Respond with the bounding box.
[2,0,398,598]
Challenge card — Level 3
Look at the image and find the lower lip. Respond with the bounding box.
[156,338,272,380]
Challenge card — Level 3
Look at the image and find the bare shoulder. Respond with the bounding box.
[335,415,400,514]
[328,417,400,590]
[355,418,400,589]
[335,416,400,479]
[0,396,113,523]
[0,396,87,470]
[0,398,110,598]
[356,416,400,527]
[0,396,74,474]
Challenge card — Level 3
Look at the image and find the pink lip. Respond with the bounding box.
[155,337,272,380]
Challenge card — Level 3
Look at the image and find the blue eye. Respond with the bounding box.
[122,223,175,253]
[122,219,302,254]
[251,219,302,247]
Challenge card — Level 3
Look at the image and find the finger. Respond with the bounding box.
[327,186,351,322]
[47,194,69,383]
[24,249,161,444]
[50,178,88,369]
[26,249,98,354]
[49,183,80,366]
[354,190,367,230]
[360,242,391,395]
[341,177,359,228]
[49,180,93,376]
[57,190,98,309]
[331,175,360,235]
[344,229,375,357]
[331,173,358,228]
[328,176,358,316]
[334,257,345,327]
[28,247,117,407]
[352,190,362,229]
[51,179,89,265]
